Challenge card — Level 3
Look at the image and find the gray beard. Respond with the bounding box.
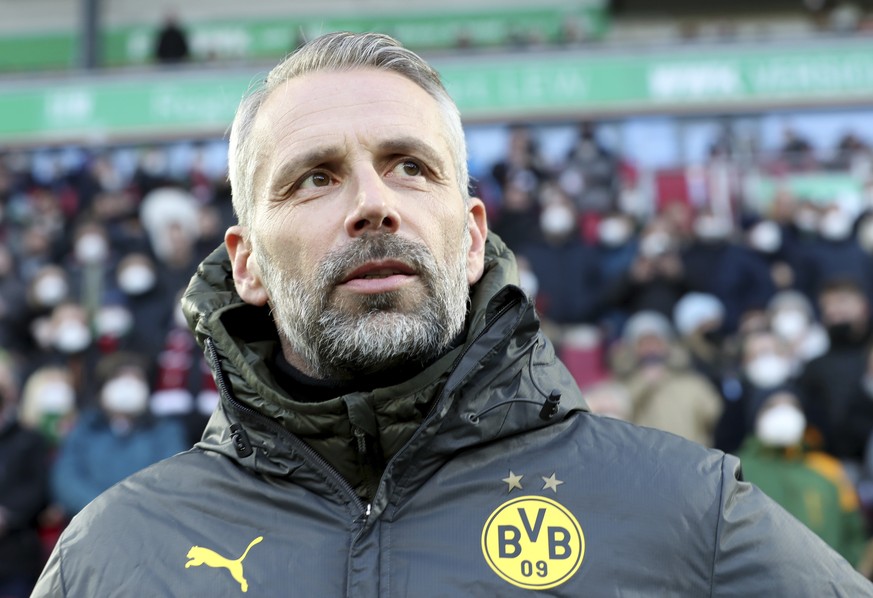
[256,232,471,380]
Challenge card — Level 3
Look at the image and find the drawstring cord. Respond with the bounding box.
[465,338,562,424]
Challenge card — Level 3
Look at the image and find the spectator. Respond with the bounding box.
[0,353,50,598]
[611,310,723,447]
[0,245,28,354]
[672,292,732,385]
[594,211,638,285]
[518,196,602,331]
[50,353,188,516]
[738,389,867,567]
[767,290,830,366]
[489,124,547,196]
[560,121,619,215]
[745,217,800,292]
[17,364,78,571]
[780,127,816,171]
[489,179,543,253]
[18,365,77,450]
[153,12,191,65]
[718,328,798,454]
[600,216,688,331]
[111,251,177,359]
[682,210,775,332]
[139,186,203,296]
[808,204,873,304]
[798,278,873,460]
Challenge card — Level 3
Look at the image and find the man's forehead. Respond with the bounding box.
[255,68,440,131]
[249,67,457,194]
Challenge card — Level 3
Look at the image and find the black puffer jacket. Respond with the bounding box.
[33,235,871,596]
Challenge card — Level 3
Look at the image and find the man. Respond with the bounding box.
[34,32,872,596]
[0,353,50,598]
[737,389,867,567]
[611,310,723,447]
[798,278,873,461]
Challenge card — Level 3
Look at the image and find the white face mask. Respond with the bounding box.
[745,353,793,388]
[75,233,109,264]
[598,218,632,247]
[117,264,156,295]
[540,206,575,237]
[771,310,808,341]
[37,381,75,414]
[101,375,150,415]
[748,221,782,254]
[33,275,68,307]
[95,305,133,338]
[819,210,853,241]
[756,403,806,447]
[53,321,91,354]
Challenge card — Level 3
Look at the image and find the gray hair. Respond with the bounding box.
[227,31,469,227]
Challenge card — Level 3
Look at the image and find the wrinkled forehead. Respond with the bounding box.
[254,68,451,154]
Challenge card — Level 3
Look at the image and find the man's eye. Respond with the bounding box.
[392,160,422,177]
[299,172,333,190]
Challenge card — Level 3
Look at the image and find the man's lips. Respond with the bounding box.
[338,260,418,293]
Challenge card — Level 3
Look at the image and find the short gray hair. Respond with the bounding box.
[228,31,469,227]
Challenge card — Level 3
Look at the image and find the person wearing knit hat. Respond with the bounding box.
[613,310,723,447]
[673,292,725,338]
[671,294,736,426]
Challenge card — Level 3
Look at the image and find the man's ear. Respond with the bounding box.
[225,226,269,306]
[465,198,488,285]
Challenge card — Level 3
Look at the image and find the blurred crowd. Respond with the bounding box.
[3,119,873,593]
[0,143,231,595]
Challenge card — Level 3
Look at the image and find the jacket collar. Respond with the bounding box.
[182,233,587,494]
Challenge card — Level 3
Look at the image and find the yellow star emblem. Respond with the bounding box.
[502,471,524,493]
[542,473,564,493]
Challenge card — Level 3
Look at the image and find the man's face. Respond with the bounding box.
[226,69,487,379]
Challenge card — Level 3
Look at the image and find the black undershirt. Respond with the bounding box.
[270,331,466,403]
[271,348,422,403]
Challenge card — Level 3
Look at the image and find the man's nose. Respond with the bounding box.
[344,167,401,236]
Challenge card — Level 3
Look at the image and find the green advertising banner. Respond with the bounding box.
[0,6,608,72]
[1,40,872,145]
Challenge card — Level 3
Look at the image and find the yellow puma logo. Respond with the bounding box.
[185,536,263,593]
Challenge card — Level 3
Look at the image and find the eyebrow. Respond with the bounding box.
[267,136,450,194]
[375,136,449,176]
[268,145,344,194]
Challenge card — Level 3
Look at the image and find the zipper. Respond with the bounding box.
[365,295,524,514]
[204,338,369,523]
[353,425,379,499]
[202,292,523,533]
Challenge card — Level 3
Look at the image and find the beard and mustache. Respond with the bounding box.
[254,229,471,380]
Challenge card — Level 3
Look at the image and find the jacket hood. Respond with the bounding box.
[181,233,587,484]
